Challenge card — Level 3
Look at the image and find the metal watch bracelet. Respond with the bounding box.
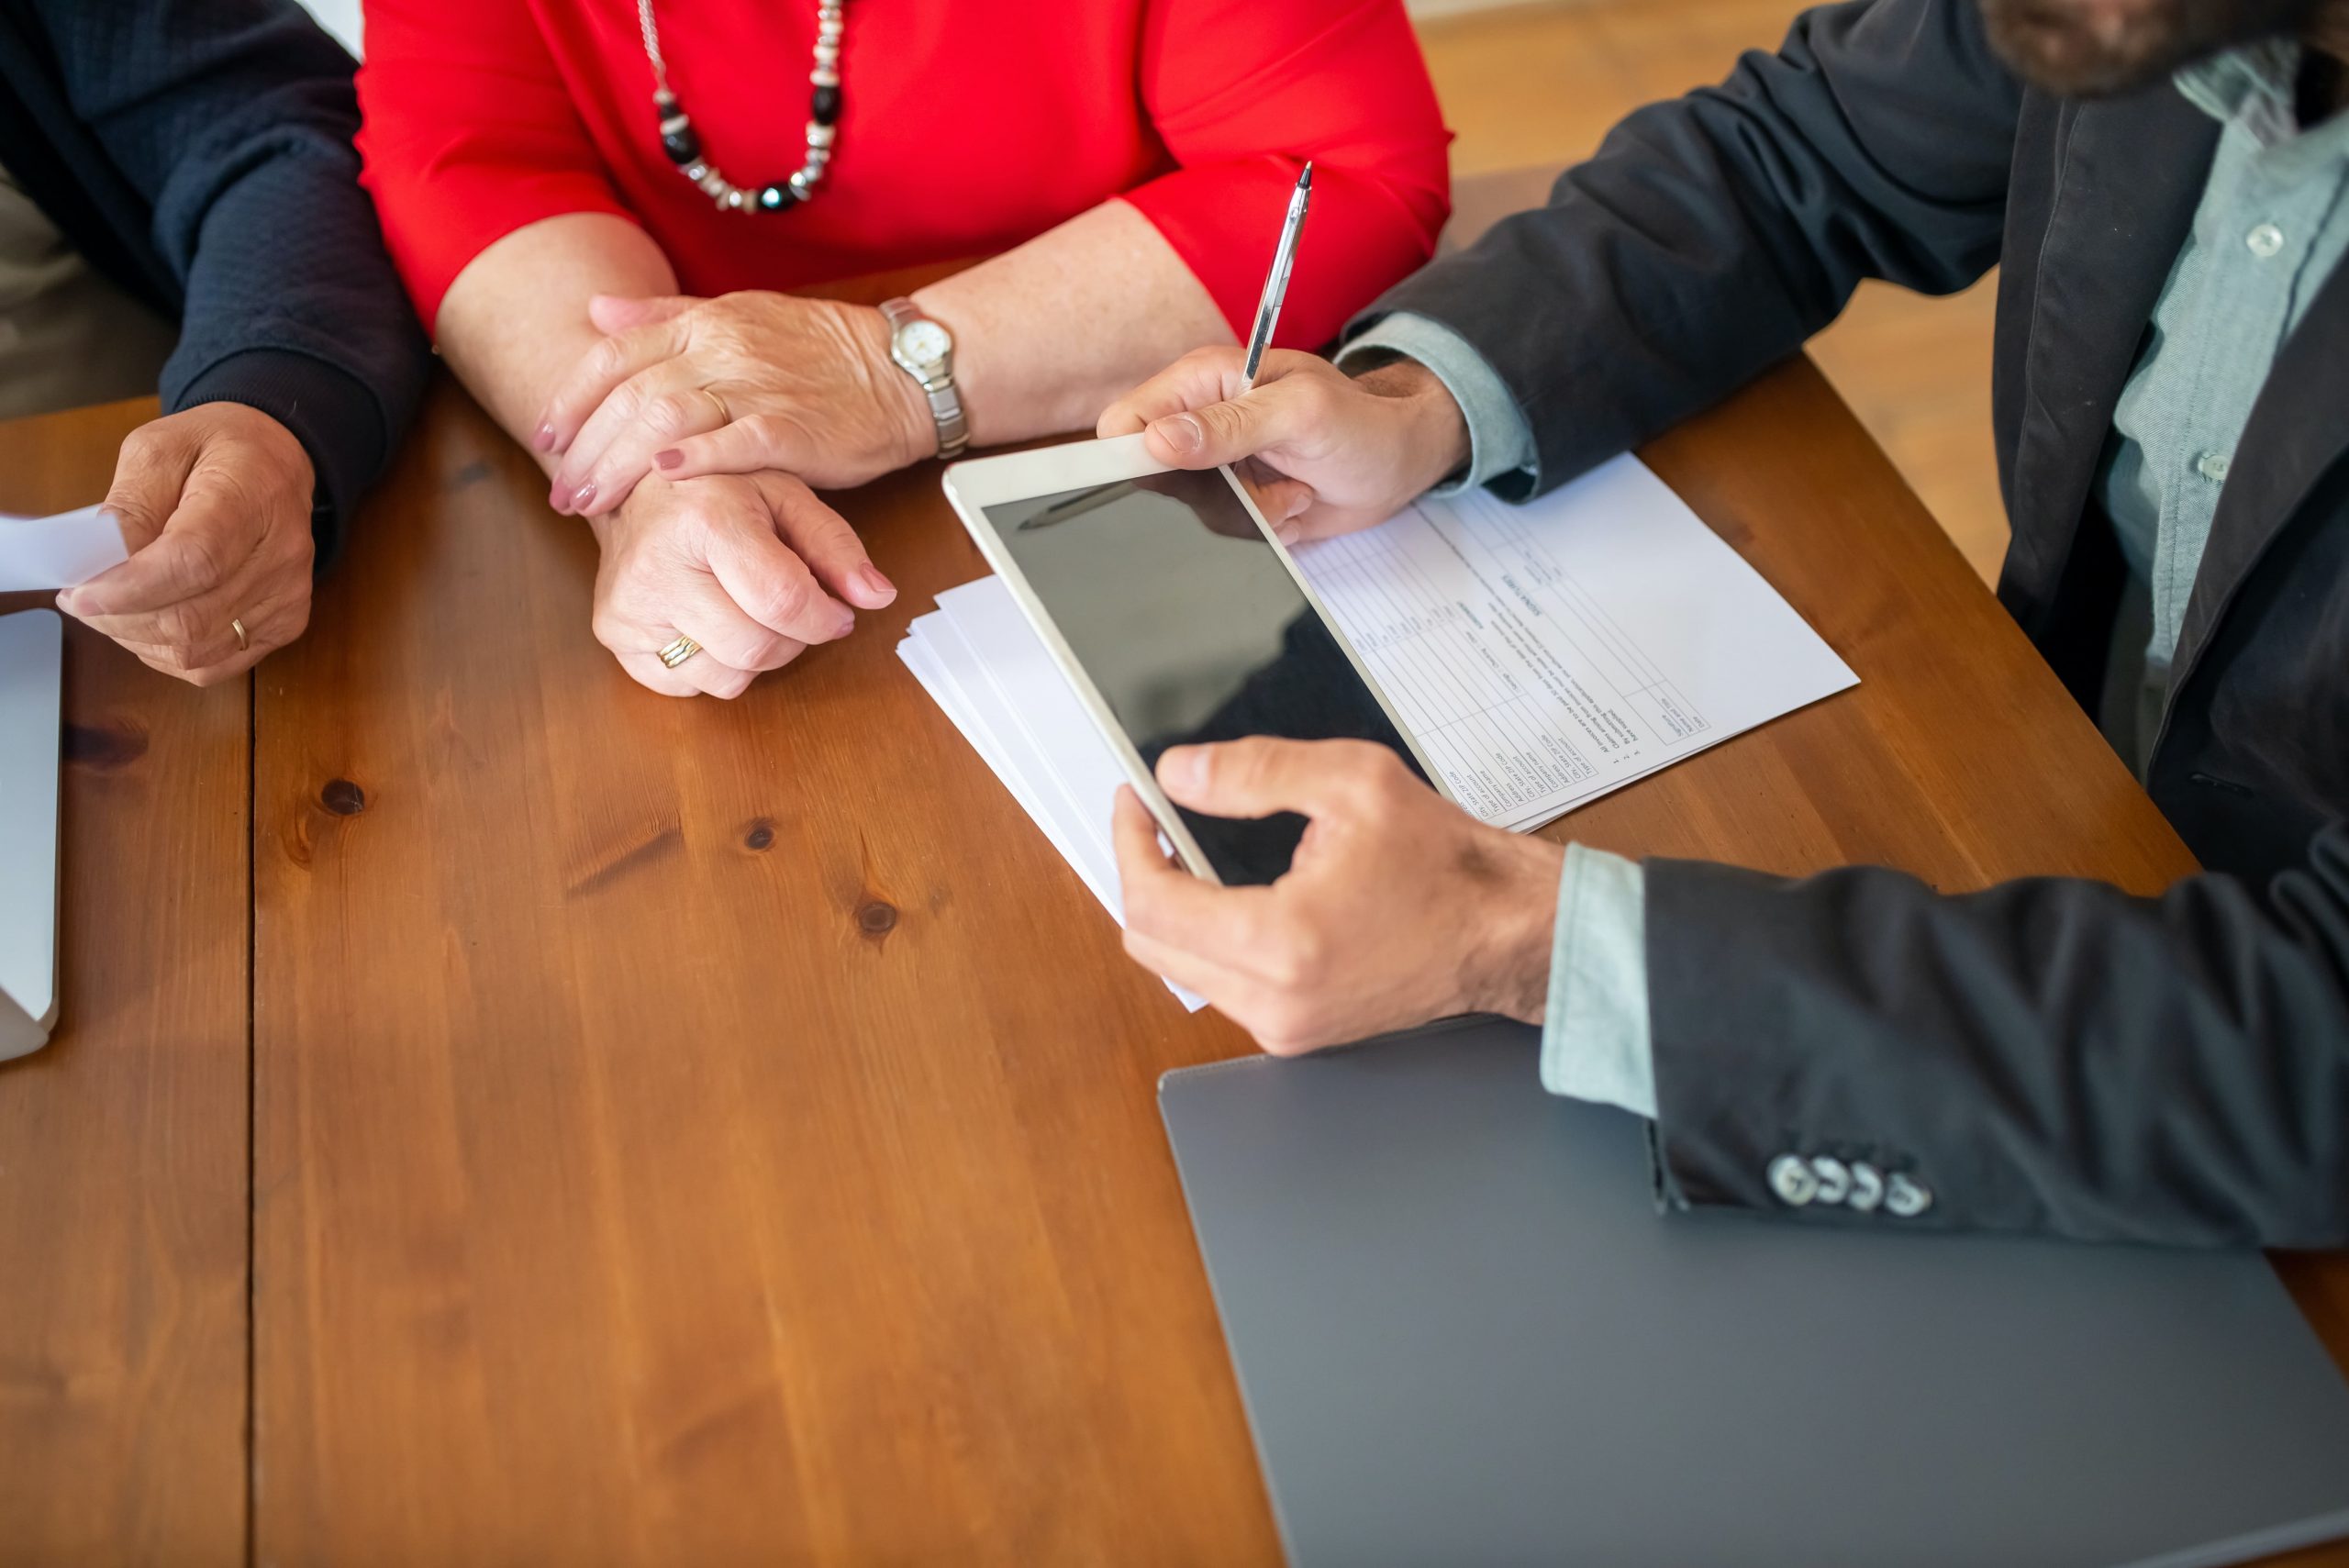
[880,297,969,460]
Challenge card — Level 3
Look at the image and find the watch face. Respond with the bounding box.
[897,319,951,365]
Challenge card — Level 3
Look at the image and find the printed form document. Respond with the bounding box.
[900,454,1856,983]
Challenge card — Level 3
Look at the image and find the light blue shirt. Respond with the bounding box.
[2097,42,2349,764]
[1340,44,2349,1124]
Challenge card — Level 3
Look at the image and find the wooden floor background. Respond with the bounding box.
[1415,0,2009,583]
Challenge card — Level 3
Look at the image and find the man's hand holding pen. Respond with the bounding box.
[1097,348,1473,543]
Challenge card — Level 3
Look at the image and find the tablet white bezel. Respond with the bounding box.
[941,433,1451,887]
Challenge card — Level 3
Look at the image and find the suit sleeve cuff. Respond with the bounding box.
[173,346,388,567]
[1539,843,1659,1119]
[1334,311,1537,497]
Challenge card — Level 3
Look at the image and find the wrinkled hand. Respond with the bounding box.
[538,291,934,519]
[586,467,897,698]
[57,402,316,686]
[1113,738,1564,1053]
[1097,348,1472,543]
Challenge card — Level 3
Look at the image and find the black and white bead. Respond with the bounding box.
[636,0,845,214]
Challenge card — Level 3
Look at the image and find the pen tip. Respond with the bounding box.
[1300,161,1314,187]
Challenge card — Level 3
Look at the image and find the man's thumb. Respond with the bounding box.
[1145,395,1272,470]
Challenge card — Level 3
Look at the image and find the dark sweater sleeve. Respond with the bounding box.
[1641,828,2349,1248]
[31,0,431,560]
[1346,0,2022,499]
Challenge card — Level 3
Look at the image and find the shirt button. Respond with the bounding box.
[2196,451,2231,483]
[2247,222,2285,258]
[1886,1172,1934,1218]
[1847,1162,1886,1212]
[1768,1154,1820,1207]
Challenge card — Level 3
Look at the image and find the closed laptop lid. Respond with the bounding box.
[0,607,62,1046]
[1160,1018,2349,1568]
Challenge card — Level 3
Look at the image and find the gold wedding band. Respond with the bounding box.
[231,617,249,652]
[656,634,702,670]
[702,387,731,424]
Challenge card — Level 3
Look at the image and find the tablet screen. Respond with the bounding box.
[979,466,1425,885]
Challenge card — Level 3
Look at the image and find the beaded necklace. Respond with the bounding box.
[634,0,844,213]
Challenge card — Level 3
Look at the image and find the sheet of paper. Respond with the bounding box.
[0,505,127,593]
[1290,454,1857,830]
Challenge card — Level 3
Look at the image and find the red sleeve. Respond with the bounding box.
[356,0,636,332]
[1121,0,1453,350]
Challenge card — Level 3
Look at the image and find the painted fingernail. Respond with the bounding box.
[571,479,596,513]
[654,448,683,471]
[1153,413,1204,455]
[855,563,896,602]
[548,481,573,513]
[533,422,557,452]
[1158,745,1208,794]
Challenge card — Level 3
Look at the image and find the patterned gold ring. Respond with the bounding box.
[656,634,702,670]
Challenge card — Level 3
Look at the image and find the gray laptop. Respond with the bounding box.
[1,607,62,1060]
[1160,1018,2349,1568]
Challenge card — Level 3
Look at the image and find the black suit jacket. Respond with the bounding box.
[1355,0,2349,1247]
[0,0,429,556]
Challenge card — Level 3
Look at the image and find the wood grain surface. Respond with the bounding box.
[0,398,250,1567]
[247,347,2348,1559]
[2,187,2343,1563]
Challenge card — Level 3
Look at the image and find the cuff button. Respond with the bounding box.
[1886,1172,1933,1218]
[1767,1154,1820,1207]
[1809,1156,1851,1205]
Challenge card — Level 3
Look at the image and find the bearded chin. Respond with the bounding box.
[1977,0,2316,96]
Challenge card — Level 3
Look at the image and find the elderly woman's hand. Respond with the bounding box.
[538,291,938,520]
[584,466,897,697]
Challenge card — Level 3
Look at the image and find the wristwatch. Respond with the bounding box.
[880,297,969,460]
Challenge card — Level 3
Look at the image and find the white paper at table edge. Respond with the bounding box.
[898,629,1208,1012]
[935,576,1132,867]
[900,620,1111,906]
[905,621,1208,1012]
[0,504,128,593]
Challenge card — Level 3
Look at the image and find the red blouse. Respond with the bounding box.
[355,0,1453,346]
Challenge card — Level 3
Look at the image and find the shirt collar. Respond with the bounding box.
[2176,39,2304,144]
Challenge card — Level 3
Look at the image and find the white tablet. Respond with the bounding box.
[941,435,1445,886]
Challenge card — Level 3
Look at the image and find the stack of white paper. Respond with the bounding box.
[899,454,1856,999]
[900,576,1208,1009]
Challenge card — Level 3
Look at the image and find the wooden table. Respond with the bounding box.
[0,401,250,1564]
[6,236,2346,1567]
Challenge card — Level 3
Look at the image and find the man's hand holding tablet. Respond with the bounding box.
[1110,737,1563,1053]
[1097,347,1471,543]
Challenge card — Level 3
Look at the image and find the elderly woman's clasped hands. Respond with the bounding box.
[530,289,928,698]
